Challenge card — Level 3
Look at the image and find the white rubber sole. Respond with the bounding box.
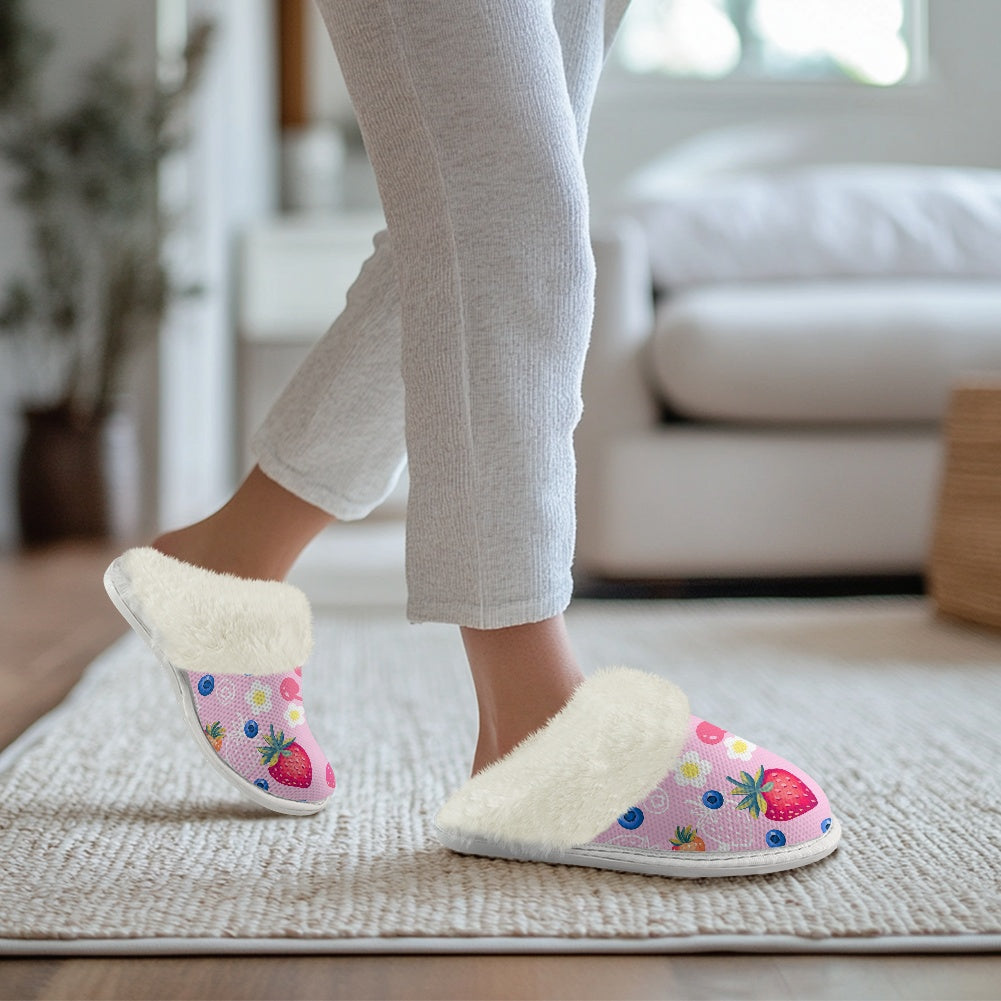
[103,557,330,818]
[436,816,842,878]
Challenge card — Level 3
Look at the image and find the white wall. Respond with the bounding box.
[585,0,1001,218]
[157,0,278,532]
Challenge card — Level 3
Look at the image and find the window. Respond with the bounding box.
[614,0,925,87]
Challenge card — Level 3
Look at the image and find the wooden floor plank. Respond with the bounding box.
[0,541,127,752]
[4,954,1001,1001]
[2,542,999,1001]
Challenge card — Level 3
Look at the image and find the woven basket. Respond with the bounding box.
[929,383,1001,629]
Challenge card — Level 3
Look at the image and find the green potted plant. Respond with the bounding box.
[0,0,212,546]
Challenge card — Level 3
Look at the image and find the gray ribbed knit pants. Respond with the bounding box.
[251,1,629,628]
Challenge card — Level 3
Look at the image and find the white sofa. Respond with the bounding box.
[575,155,1001,584]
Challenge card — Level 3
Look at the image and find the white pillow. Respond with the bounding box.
[621,164,1001,288]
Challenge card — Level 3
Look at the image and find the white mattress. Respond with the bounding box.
[649,280,1001,423]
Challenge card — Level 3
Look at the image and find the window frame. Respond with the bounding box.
[603,0,930,102]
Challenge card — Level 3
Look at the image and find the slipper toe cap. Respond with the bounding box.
[589,714,834,857]
[182,666,337,808]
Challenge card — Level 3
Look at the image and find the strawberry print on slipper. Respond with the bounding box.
[185,668,335,807]
[590,715,832,857]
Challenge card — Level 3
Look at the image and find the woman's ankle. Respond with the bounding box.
[151,520,292,581]
[469,675,582,774]
[462,615,584,774]
[151,465,334,582]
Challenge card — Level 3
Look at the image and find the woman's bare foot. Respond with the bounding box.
[152,465,334,582]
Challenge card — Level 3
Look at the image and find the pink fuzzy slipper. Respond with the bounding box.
[435,668,839,877]
[104,548,335,816]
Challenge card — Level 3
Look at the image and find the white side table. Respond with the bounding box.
[236,211,407,517]
[240,211,385,345]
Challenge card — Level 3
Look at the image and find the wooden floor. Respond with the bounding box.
[1,541,998,1001]
[0,541,128,757]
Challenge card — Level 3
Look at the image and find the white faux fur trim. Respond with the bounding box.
[436,667,690,851]
[110,547,313,677]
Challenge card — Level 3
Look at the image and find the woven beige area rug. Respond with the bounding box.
[2,596,1000,955]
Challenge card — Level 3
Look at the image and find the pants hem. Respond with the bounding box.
[406,593,572,630]
[251,438,390,523]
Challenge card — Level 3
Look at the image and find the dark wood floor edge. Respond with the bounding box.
[572,574,926,601]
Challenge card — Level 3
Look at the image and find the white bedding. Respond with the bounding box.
[622,164,1001,288]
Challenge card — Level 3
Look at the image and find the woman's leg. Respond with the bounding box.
[153,465,334,581]
[160,1,628,571]
[457,0,629,771]
[309,0,611,768]
[157,0,630,771]
[313,0,611,629]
